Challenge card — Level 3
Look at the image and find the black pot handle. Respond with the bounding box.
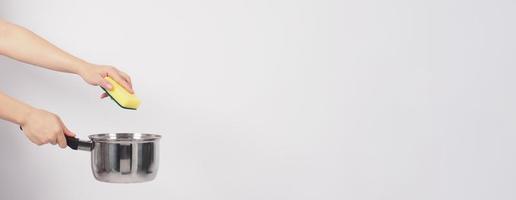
[19,126,92,151]
[65,136,93,151]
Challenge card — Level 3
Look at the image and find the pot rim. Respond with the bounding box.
[88,133,161,142]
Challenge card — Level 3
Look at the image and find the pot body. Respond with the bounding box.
[88,133,161,183]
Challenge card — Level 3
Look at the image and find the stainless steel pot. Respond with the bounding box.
[66,133,161,183]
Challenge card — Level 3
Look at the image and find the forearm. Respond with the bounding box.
[0,92,34,125]
[0,20,88,75]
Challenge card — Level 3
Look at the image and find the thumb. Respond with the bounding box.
[63,126,76,137]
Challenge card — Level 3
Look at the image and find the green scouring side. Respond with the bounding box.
[101,87,137,110]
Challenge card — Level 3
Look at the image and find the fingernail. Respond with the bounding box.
[104,84,113,90]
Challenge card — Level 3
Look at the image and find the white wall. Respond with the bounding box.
[0,0,515,199]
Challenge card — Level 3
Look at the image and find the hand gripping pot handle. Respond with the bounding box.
[19,126,92,151]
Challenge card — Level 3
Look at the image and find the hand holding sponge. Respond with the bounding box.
[101,77,141,110]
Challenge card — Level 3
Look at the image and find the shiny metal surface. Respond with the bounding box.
[84,133,161,183]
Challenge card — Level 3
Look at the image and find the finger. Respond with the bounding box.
[63,126,76,137]
[58,118,76,137]
[100,71,109,78]
[97,76,113,90]
[57,132,67,149]
[100,93,109,99]
[49,137,57,145]
[119,71,133,91]
[108,72,134,94]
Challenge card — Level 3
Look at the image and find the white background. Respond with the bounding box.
[0,0,515,199]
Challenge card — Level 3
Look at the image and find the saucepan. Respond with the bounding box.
[20,126,161,183]
[65,133,161,183]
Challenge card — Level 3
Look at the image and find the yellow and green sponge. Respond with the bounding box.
[101,77,141,110]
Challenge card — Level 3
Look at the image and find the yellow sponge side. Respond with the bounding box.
[104,77,141,109]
